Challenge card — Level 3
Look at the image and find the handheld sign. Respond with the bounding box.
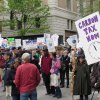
[75,12,100,65]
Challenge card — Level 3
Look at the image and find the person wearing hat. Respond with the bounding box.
[73,55,91,100]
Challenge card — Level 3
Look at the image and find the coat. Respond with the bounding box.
[6,68,20,96]
[60,55,70,71]
[73,62,91,95]
[41,55,52,75]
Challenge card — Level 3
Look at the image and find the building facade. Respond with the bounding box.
[1,0,79,44]
[42,0,79,44]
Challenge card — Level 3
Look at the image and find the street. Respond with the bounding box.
[0,82,99,100]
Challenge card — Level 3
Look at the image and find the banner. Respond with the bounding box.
[75,12,100,65]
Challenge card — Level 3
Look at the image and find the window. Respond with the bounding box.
[58,35,63,45]
[10,11,15,30]
[67,19,70,29]
[35,17,40,28]
[71,20,73,30]
[66,0,71,10]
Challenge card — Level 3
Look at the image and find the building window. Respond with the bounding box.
[71,20,73,30]
[58,35,63,45]
[35,17,40,28]
[67,19,70,29]
[66,0,71,10]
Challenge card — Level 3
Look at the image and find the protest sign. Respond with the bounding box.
[75,12,100,65]
[15,39,21,47]
[44,33,50,44]
[46,38,55,52]
[67,35,78,47]
[37,37,45,44]
[23,40,37,50]
[51,34,59,46]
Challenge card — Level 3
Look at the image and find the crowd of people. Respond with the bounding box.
[0,46,100,100]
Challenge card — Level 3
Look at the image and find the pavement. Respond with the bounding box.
[0,81,99,100]
[0,72,99,100]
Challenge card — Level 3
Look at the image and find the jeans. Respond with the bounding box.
[60,69,69,87]
[12,95,20,100]
[20,90,37,100]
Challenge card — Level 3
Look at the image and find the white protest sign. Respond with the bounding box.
[15,39,21,47]
[67,35,78,47]
[76,42,83,49]
[0,38,3,46]
[46,38,55,52]
[75,12,100,65]
[51,34,59,46]
[44,33,50,44]
[23,40,37,50]
[37,37,45,44]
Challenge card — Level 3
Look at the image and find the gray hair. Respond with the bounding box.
[22,53,30,62]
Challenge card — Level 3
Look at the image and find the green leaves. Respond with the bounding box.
[4,0,50,36]
[79,0,100,17]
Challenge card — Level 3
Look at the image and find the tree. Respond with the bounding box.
[0,0,6,32]
[79,0,100,17]
[0,0,5,12]
[6,0,50,37]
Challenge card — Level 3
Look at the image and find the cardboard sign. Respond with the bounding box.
[75,12,100,65]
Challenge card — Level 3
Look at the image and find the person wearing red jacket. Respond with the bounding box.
[0,53,5,83]
[15,53,41,100]
[41,49,52,95]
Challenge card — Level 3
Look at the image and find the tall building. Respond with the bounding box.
[42,0,79,43]
[1,0,79,44]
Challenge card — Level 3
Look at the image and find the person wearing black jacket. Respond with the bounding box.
[60,50,70,88]
[7,58,21,100]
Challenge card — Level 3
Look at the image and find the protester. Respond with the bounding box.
[3,52,13,100]
[41,49,52,95]
[15,53,41,100]
[0,51,5,86]
[91,63,99,87]
[60,50,70,88]
[11,47,18,58]
[7,58,21,100]
[73,55,91,100]
[31,50,41,73]
[50,52,62,98]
